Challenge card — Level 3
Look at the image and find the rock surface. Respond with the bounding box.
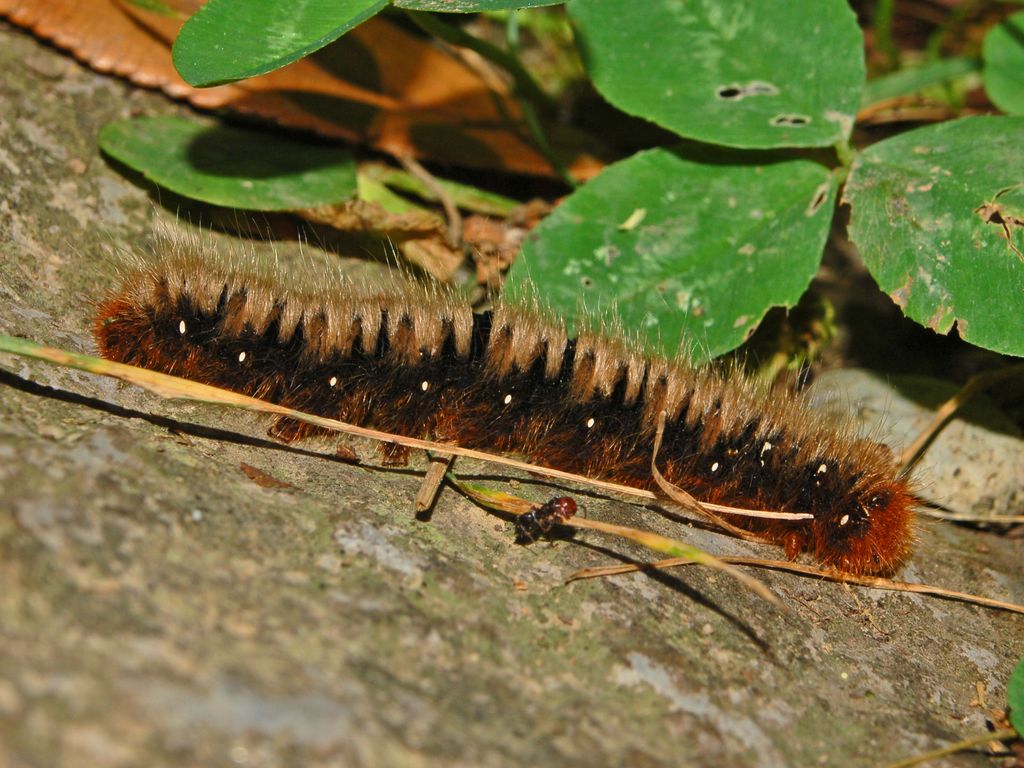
[1,21,1022,768]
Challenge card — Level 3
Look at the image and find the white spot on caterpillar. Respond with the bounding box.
[178,320,187,335]
[711,462,720,472]
[761,442,773,455]
[586,417,596,429]
[329,376,338,388]
[817,463,828,474]
[503,394,513,405]
[421,380,430,392]
[237,351,247,363]
[839,514,850,526]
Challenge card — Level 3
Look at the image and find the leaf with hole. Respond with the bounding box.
[99,116,358,210]
[507,146,837,361]
[844,116,1024,357]
[569,0,864,149]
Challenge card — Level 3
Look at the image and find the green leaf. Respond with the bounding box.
[983,11,1024,115]
[845,116,1024,357]
[569,0,864,149]
[861,56,980,108]
[360,162,518,216]
[1010,655,1024,735]
[395,0,562,10]
[357,173,422,214]
[507,147,837,361]
[172,0,389,87]
[99,116,358,211]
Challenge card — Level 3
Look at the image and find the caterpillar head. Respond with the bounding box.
[811,483,915,576]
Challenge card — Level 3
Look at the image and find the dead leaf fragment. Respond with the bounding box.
[334,444,361,463]
[464,198,551,288]
[1,0,604,179]
[239,462,295,490]
[299,199,463,282]
[974,199,1024,263]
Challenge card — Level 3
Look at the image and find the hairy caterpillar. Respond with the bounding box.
[93,240,915,576]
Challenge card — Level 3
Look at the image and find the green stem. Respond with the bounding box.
[923,0,982,108]
[834,138,856,172]
[505,8,520,52]
[404,9,575,187]
[518,96,576,188]
[360,162,519,216]
[873,0,897,71]
[925,0,981,62]
[404,10,555,114]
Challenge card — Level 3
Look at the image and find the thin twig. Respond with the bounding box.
[415,452,455,513]
[884,728,1018,768]
[898,363,1024,476]
[0,336,813,524]
[651,410,771,542]
[568,557,1024,614]
[7,336,1022,615]
[565,517,783,608]
[446,473,781,608]
[916,507,1024,524]
[398,154,463,248]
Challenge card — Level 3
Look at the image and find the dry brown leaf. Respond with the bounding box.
[300,199,464,282]
[1,0,605,179]
[334,444,361,463]
[301,199,445,236]
[464,198,551,289]
[239,462,296,490]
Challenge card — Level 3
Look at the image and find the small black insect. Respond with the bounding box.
[515,496,578,544]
